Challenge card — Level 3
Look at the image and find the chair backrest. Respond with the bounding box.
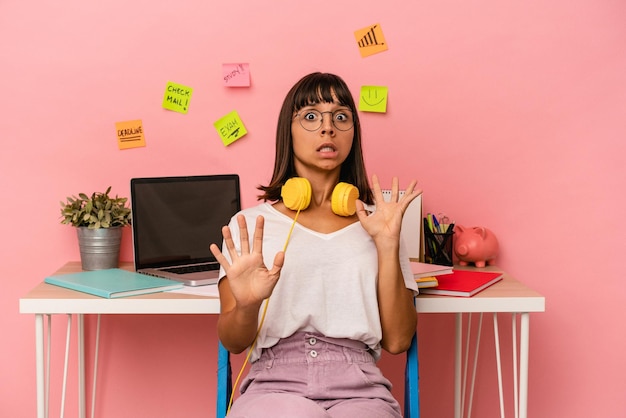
[215,334,420,418]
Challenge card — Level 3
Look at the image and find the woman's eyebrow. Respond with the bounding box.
[299,104,350,111]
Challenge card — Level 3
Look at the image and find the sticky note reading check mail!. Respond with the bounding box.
[162,81,193,114]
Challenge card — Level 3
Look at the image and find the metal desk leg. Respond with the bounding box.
[493,313,505,418]
[78,314,86,418]
[454,312,531,418]
[35,314,45,418]
[512,314,519,418]
[519,313,530,418]
[454,313,462,418]
[60,315,73,417]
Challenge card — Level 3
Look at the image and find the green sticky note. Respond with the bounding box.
[214,110,247,146]
[162,81,193,114]
[359,85,388,113]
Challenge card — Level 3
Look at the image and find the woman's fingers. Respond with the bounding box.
[237,215,250,255]
[269,251,285,278]
[221,223,239,261]
[370,174,383,201]
[399,180,422,211]
[252,215,265,255]
[209,243,229,269]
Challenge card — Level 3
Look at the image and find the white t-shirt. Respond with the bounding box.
[219,203,418,361]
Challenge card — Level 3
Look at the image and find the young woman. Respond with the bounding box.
[210,72,420,417]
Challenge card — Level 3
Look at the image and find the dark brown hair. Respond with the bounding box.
[257,72,373,204]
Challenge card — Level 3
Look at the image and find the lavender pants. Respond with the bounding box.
[227,332,402,418]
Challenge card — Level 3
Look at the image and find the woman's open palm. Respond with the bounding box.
[356,175,421,245]
[210,215,284,306]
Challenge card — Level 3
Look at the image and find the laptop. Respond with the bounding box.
[130,174,240,286]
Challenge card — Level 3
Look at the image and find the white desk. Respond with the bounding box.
[20,262,220,418]
[20,262,544,418]
[416,266,545,418]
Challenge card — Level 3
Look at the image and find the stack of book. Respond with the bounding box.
[410,261,454,289]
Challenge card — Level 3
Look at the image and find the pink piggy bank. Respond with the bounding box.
[453,225,499,268]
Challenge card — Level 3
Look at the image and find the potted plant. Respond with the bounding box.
[60,186,132,270]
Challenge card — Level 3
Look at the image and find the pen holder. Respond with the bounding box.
[424,229,454,266]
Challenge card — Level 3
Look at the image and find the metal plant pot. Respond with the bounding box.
[76,226,122,270]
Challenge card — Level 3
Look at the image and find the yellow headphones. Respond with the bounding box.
[281,177,359,217]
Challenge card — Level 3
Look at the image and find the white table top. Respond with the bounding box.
[416,265,545,313]
[20,262,221,314]
[20,262,545,315]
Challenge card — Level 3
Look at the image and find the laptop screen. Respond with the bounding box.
[130,175,240,270]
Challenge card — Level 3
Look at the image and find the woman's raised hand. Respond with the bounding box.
[210,215,284,307]
[355,175,422,245]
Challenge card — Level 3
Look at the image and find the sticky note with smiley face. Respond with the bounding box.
[359,86,388,113]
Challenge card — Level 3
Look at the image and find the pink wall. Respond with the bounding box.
[2,0,625,416]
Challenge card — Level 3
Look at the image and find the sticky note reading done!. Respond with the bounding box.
[214,111,247,146]
[162,81,193,114]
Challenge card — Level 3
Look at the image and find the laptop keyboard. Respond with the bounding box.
[162,263,220,274]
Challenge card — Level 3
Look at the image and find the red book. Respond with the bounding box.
[419,270,503,297]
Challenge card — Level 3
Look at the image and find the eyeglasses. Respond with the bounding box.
[295,109,354,132]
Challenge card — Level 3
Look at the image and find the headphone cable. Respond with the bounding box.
[227,205,302,413]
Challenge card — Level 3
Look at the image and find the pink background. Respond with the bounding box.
[2,0,625,416]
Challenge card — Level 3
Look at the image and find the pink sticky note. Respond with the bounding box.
[222,63,251,87]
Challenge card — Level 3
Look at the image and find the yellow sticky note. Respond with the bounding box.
[162,81,193,114]
[354,23,388,58]
[359,86,388,113]
[214,111,247,146]
[116,120,146,150]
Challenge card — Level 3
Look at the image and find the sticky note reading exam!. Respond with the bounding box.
[116,120,146,150]
[359,86,388,113]
[162,81,193,114]
[354,23,388,58]
[223,63,251,87]
[214,111,247,146]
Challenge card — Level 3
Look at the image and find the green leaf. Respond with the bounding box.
[60,186,131,228]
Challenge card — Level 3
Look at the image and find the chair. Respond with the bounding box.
[216,334,420,418]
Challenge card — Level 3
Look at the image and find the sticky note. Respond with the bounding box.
[162,81,193,114]
[214,111,247,146]
[223,63,251,87]
[354,23,388,58]
[359,86,388,113]
[116,120,146,150]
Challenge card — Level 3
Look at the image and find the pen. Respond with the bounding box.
[423,218,437,257]
[432,214,441,233]
[426,214,434,233]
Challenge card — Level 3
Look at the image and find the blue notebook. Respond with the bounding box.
[44,268,184,298]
